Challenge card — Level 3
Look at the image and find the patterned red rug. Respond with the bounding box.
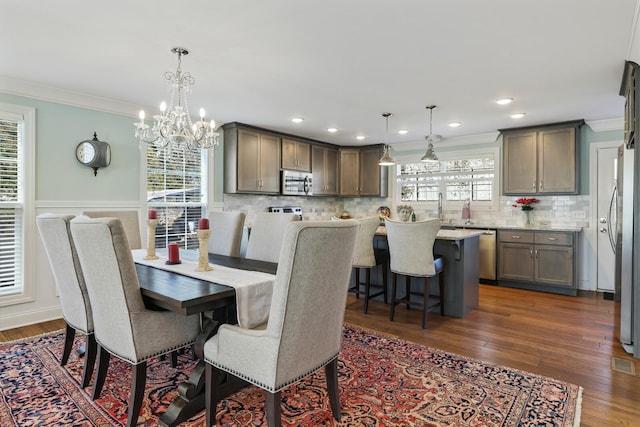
[0,325,581,426]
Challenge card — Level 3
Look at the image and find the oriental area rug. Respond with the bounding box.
[0,325,582,426]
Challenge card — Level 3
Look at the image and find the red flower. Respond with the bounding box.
[513,198,539,210]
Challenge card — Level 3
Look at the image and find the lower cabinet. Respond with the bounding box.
[497,230,577,295]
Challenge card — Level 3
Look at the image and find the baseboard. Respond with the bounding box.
[0,306,62,332]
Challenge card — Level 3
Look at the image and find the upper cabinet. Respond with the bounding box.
[281,138,311,172]
[338,145,388,197]
[621,60,638,149]
[501,120,583,195]
[223,123,281,194]
[312,145,338,195]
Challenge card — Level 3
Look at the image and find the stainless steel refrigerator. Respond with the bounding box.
[613,144,634,354]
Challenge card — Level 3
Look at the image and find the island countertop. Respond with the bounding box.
[376,225,485,240]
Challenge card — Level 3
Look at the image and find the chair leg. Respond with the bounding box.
[353,267,360,299]
[422,277,430,329]
[363,268,371,314]
[381,262,388,304]
[81,333,97,388]
[389,272,397,321]
[170,350,178,368]
[439,271,445,316]
[92,345,110,400]
[405,275,411,310]
[205,363,220,427]
[126,361,147,427]
[61,323,75,366]
[265,391,282,427]
[325,359,341,421]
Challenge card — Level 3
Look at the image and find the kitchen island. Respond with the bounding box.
[374,226,482,318]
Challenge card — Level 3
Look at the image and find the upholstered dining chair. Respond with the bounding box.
[81,210,142,249]
[384,218,445,329]
[349,216,388,314]
[245,212,299,263]
[207,211,246,257]
[70,216,201,427]
[203,220,359,427]
[36,213,96,388]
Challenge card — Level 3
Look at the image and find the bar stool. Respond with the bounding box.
[384,218,444,329]
[350,217,388,313]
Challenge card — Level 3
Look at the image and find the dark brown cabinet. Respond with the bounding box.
[498,229,577,295]
[311,145,338,195]
[281,138,311,172]
[502,121,583,195]
[338,146,388,197]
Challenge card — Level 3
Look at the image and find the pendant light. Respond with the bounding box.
[378,112,395,166]
[421,105,439,162]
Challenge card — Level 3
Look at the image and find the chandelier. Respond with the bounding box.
[134,47,219,152]
[378,112,395,166]
[421,105,439,162]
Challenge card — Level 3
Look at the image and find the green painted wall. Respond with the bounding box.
[0,93,140,202]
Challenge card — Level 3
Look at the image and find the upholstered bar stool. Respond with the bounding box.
[384,218,444,329]
[350,216,388,314]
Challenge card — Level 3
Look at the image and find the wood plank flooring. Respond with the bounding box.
[2,285,638,425]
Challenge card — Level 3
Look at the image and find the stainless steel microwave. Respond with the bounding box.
[282,170,312,196]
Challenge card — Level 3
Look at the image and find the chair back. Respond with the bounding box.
[207,211,246,257]
[266,220,358,388]
[81,210,142,249]
[70,217,147,362]
[384,218,440,276]
[352,216,380,268]
[245,212,299,263]
[36,213,93,334]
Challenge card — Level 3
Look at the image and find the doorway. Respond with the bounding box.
[594,143,619,292]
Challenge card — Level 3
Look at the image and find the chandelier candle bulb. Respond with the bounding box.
[198,218,209,230]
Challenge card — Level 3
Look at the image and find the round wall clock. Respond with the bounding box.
[75,132,111,176]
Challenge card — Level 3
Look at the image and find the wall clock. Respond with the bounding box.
[75,132,111,176]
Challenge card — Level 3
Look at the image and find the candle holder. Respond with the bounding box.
[195,229,213,272]
[144,219,159,260]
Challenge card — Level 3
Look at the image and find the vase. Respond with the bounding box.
[522,209,533,227]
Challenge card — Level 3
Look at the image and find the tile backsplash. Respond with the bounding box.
[223,193,590,229]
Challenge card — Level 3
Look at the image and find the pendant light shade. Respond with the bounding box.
[378,112,395,166]
[421,105,439,162]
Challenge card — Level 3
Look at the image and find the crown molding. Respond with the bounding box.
[0,75,138,117]
[585,118,624,132]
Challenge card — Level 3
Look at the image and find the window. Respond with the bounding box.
[396,151,496,206]
[146,146,208,250]
[0,104,34,304]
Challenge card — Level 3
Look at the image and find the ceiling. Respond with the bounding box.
[1,0,638,148]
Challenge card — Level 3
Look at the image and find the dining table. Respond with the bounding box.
[134,250,277,427]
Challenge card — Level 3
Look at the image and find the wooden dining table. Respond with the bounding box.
[136,252,277,427]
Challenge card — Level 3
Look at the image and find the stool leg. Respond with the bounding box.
[363,268,371,314]
[422,277,430,329]
[405,276,411,310]
[390,272,397,321]
[382,262,388,304]
[353,267,360,299]
[439,271,445,316]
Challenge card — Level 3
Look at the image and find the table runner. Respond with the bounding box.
[132,249,275,329]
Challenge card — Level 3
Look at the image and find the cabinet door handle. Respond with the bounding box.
[539,181,543,190]
[534,249,538,257]
[547,237,558,241]
[532,181,536,190]
[530,249,534,257]
[511,235,521,239]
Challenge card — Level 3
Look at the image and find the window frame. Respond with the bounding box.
[0,103,35,307]
[393,146,500,212]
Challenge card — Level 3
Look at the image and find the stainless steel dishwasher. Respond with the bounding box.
[478,229,497,281]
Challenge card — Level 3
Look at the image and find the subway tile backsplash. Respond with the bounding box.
[223,193,590,229]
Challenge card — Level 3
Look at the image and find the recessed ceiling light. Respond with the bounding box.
[510,113,526,119]
[496,98,514,105]
[448,122,461,128]
[356,135,366,140]
[327,127,338,133]
[398,129,408,135]
[291,117,304,123]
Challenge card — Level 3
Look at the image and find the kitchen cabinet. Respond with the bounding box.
[223,124,281,194]
[501,120,583,195]
[338,145,388,197]
[281,138,311,172]
[497,229,577,295]
[311,145,338,195]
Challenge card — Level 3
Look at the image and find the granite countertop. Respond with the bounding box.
[376,225,485,240]
[445,222,582,232]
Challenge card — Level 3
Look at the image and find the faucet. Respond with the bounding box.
[438,192,443,222]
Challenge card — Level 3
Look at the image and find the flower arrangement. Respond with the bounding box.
[512,197,539,211]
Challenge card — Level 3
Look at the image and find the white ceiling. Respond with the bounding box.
[1,0,638,147]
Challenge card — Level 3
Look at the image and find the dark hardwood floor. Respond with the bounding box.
[2,285,638,426]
